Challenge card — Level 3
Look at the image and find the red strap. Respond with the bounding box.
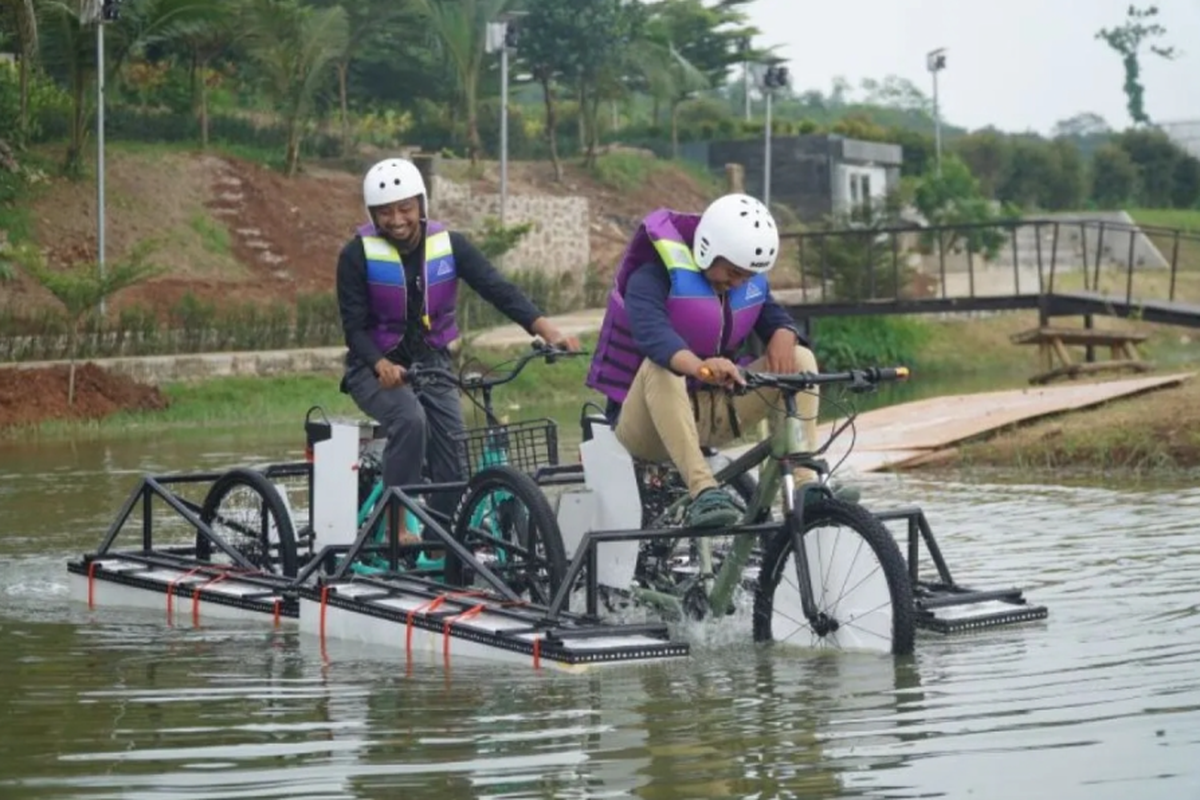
[87,561,98,610]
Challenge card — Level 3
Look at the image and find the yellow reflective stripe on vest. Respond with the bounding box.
[362,235,401,263]
[426,230,452,259]
[653,238,699,273]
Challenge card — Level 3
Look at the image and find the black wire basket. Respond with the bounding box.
[453,418,560,478]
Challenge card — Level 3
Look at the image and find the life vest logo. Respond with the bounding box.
[744,282,763,299]
[436,262,453,277]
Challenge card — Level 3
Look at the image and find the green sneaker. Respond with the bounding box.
[685,488,743,529]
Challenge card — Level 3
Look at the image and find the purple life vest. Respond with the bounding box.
[585,209,767,404]
[358,220,459,354]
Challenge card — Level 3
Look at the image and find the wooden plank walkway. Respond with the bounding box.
[727,372,1194,476]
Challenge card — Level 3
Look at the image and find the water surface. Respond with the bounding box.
[1,426,1199,799]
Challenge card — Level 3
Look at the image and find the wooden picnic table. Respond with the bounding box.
[1010,326,1154,385]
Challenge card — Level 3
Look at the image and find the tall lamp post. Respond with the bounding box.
[761,62,789,209]
[926,47,946,174]
[89,0,120,315]
[486,12,524,230]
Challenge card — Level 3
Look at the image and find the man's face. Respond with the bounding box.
[370,197,422,251]
[706,257,757,293]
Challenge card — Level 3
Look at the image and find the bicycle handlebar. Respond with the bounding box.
[406,339,590,392]
[742,365,909,392]
[695,364,910,394]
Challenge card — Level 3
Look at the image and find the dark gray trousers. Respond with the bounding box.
[342,349,465,528]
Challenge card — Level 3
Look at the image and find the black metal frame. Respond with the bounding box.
[66,465,313,617]
[534,498,1048,636]
[873,507,1048,633]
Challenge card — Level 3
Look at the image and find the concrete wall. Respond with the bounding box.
[430,175,590,275]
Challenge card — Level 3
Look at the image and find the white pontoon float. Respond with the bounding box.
[67,415,691,672]
[68,360,1048,669]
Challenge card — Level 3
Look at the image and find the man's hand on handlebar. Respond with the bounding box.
[374,358,406,389]
[531,318,582,352]
[695,357,745,388]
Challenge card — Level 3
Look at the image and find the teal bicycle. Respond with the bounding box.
[348,341,587,601]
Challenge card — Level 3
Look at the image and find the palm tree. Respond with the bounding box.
[1,0,39,145]
[173,1,249,148]
[413,0,512,164]
[37,0,212,176]
[241,0,349,176]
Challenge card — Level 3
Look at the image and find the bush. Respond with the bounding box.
[811,316,930,372]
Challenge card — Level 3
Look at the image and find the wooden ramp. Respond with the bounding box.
[729,372,1193,476]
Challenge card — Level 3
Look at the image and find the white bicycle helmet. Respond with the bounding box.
[362,158,427,217]
[692,193,779,273]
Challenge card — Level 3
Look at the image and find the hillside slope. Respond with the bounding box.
[4,147,722,314]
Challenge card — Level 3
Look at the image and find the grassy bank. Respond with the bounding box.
[6,314,1200,476]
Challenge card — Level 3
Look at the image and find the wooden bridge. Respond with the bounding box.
[775,216,1200,382]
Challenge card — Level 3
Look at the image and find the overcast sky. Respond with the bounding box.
[741,0,1199,135]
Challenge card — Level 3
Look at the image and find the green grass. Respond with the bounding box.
[590,152,721,197]
[1127,208,1200,233]
[2,340,604,443]
[1,373,361,442]
[189,212,232,256]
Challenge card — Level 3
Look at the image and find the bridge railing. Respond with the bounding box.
[782,217,1200,311]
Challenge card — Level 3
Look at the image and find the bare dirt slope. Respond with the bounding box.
[6,148,721,314]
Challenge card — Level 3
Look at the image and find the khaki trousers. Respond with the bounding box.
[613,346,820,497]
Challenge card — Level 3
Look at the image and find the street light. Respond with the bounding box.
[926,47,946,174]
[761,62,789,209]
[486,12,525,230]
[86,0,120,316]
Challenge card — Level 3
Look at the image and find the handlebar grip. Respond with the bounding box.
[868,366,910,382]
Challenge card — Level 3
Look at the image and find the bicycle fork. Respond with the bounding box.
[781,470,839,637]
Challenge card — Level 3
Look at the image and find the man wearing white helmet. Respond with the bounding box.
[585,194,821,528]
[338,157,579,542]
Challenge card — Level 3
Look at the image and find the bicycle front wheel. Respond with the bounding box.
[447,465,567,606]
[753,497,914,656]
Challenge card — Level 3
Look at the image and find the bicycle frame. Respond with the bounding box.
[355,343,585,566]
[629,383,856,620]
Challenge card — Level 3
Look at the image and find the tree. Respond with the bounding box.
[413,0,512,165]
[1171,155,1200,210]
[550,0,643,167]
[13,240,162,405]
[859,74,931,116]
[1090,143,1139,208]
[636,4,713,158]
[1052,112,1111,139]
[1117,127,1183,207]
[172,1,248,148]
[912,155,1012,260]
[37,0,212,176]
[1095,5,1176,126]
[242,0,348,176]
[308,0,411,156]
[1,0,39,146]
[518,0,576,181]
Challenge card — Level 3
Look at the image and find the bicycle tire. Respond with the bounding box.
[194,467,300,578]
[753,496,915,656]
[447,464,567,605]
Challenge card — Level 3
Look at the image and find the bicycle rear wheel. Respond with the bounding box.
[753,497,914,656]
[447,465,567,606]
[194,467,299,578]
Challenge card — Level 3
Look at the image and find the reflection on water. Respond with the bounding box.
[2,422,1200,798]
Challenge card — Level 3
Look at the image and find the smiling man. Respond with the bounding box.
[336,157,579,542]
[585,194,831,529]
